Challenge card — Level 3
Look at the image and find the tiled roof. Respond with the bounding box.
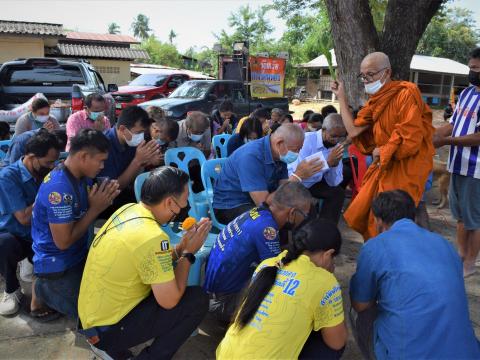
[66,32,139,44]
[0,20,64,37]
[46,43,149,60]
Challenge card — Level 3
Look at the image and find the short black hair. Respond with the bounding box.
[218,100,234,112]
[284,114,293,123]
[31,98,50,112]
[141,166,189,205]
[239,117,263,139]
[0,121,10,139]
[85,93,105,108]
[24,128,62,157]
[69,128,110,155]
[371,190,416,225]
[321,105,338,118]
[302,110,314,122]
[163,119,179,141]
[116,106,151,130]
[470,47,480,60]
[308,113,323,124]
[252,107,270,120]
[52,129,67,151]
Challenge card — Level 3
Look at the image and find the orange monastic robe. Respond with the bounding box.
[344,81,435,240]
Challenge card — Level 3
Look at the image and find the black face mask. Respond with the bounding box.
[323,140,337,148]
[168,202,191,224]
[34,159,51,180]
[469,70,480,87]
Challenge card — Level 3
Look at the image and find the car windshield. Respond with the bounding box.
[169,82,211,98]
[130,74,168,87]
[4,65,85,86]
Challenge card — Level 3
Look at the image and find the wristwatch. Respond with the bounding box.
[181,252,196,264]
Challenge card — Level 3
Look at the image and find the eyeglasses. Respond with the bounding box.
[357,68,387,82]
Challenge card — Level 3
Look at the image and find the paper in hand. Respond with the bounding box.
[306,151,329,170]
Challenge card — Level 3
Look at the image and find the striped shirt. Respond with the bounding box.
[448,86,480,178]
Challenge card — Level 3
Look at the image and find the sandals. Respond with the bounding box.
[30,308,62,323]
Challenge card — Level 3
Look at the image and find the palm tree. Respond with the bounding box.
[108,22,121,34]
[131,14,152,40]
[168,29,177,44]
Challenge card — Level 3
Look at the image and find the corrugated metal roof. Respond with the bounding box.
[46,44,149,60]
[131,64,214,79]
[301,49,469,76]
[0,20,64,37]
[66,32,139,44]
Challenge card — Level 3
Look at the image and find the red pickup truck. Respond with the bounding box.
[112,70,189,116]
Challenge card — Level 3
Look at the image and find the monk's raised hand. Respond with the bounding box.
[331,80,345,100]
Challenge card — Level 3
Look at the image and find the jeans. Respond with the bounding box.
[308,180,346,224]
[35,260,85,318]
[0,232,33,293]
[299,330,345,359]
[208,291,244,324]
[214,203,255,225]
[349,306,377,360]
[93,287,208,360]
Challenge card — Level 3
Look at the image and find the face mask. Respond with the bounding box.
[35,115,49,123]
[34,159,51,179]
[167,198,191,224]
[279,143,299,164]
[189,133,203,142]
[308,125,317,131]
[364,71,386,95]
[468,70,480,87]
[156,138,167,146]
[125,129,144,147]
[89,111,104,121]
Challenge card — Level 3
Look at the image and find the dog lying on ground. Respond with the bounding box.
[432,158,450,209]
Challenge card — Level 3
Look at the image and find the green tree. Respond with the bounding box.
[131,14,152,40]
[107,22,121,35]
[168,29,177,44]
[141,36,183,68]
[417,7,480,64]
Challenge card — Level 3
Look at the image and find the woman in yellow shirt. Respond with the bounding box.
[217,218,347,359]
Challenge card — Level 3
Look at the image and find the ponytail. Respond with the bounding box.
[234,231,307,329]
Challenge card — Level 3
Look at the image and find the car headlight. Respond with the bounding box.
[165,110,174,116]
[132,94,146,99]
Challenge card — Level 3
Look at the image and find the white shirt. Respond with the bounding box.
[288,130,343,188]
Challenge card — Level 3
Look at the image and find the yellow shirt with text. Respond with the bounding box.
[78,203,174,329]
[217,251,344,359]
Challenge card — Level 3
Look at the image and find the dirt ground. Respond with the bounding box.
[0,106,478,359]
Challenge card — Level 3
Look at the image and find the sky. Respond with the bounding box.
[0,0,478,53]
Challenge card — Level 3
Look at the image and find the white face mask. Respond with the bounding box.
[35,115,49,123]
[125,129,144,147]
[364,71,386,95]
[189,133,203,142]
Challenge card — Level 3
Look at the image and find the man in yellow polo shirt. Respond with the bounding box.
[78,167,212,359]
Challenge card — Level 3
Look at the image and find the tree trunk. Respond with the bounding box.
[325,0,379,109]
[325,0,445,109]
[380,0,444,80]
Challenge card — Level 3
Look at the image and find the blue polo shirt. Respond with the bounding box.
[32,166,90,274]
[2,130,38,166]
[350,219,480,359]
[99,127,136,179]
[0,159,40,238]
[213,136,288,209]
[204,206,281,294]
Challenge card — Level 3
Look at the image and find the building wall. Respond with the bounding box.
[89,59,130,86]
[0,36,44,63]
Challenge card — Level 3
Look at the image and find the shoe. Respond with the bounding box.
[0,289,23,316]
[19,258,33,282]
[89,343,114,360]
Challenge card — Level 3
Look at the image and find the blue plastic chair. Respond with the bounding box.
[0,140,12,161]
[212,134,232,158]
[201,158,227,231]
[164,147,209,220]
[133,171,216,286]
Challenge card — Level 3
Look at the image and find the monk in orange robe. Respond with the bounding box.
[332,52,434,240]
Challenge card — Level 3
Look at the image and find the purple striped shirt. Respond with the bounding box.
[448,86,480,178]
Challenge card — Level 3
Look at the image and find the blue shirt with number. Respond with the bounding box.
[204,206,281,294]
[32,167,90,274]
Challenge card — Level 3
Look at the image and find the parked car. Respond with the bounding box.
[112,70,190,117]
[139,80,289,121]
[0,57,118,128]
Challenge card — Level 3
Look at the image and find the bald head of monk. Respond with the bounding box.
[359,52,392,94]
[270,123,305,162]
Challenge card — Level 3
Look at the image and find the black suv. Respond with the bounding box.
[0,58,118,125]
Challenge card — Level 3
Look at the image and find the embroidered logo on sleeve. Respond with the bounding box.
[48,192,62,205]
[263,226,277,240]
[63,193,73,206]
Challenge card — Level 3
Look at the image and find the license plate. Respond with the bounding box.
[115,103,122,109]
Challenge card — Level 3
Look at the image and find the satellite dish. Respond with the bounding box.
[277,52,289,60]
